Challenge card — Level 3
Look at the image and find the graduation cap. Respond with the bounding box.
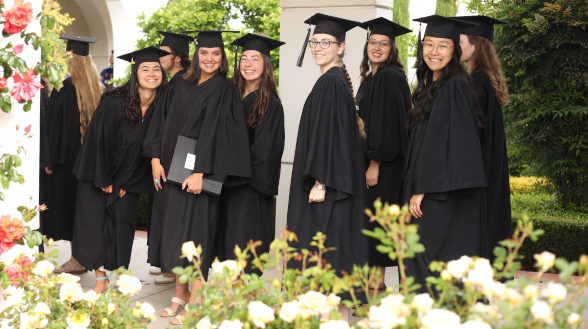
[60,34,99,56]
[454,15,507,42]
[157,31,193,54]
[412,15,478,69]
[358,17,412,42]
[296,13,360,67]
[182,30,239,80]
[230,33,285,83]
[117,46,171,97]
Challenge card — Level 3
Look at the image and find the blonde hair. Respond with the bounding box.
[66,54,103,143]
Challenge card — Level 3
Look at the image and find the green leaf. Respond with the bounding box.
[31,35,40,50]
[179,274,189,284]
[0,191,4,201]
[5,156,11,170]
[0,101,10,113]
[16,59,28,74]
[40,15,48,28]
[0,175,9,189]
[0,272,10,289]
[23,101,32,112]
[47,17,55,29]
[12,155,21,167]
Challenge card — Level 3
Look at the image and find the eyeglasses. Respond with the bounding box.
[422,42,453,54]
[368,40,390,48]
[308,40,341,49]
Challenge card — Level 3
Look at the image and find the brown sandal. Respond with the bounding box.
[53,260,87,274]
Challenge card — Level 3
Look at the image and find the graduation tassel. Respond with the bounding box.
[414,23,423,69]
[130,56,136,97]
[233,41,239,84]
[194,38,200,80]
[296,23,311,67]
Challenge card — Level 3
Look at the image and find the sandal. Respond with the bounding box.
[169,314,183,325]
[53,260,87,274]
[94,276,109,294]
[160,287,188,317]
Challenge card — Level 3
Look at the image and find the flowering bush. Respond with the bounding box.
[169,199,588,329]
[510,176,548,194]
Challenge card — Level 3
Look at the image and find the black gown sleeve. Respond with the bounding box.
[409,78,487,195]
[472,71,495,181]
[248,95,285,195]
[46,79,76,165]
[39,88,51,168]
[72,96,123,188]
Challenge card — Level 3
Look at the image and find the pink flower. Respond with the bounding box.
[0,241,16,255]
[13,44,24,54]
[0,78,7,90]
[38,204,47,211]
[5,256,32,287]
[24,124,31,133]
[10,68,43,102]
[2,0,33,35]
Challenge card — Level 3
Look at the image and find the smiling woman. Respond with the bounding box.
[70,46,169,294]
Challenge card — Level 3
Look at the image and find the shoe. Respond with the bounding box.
[169,314,183,325]
[155,274,176,284]
[53,260,87,274]
[149,266,162,275]
[160,294,187,317]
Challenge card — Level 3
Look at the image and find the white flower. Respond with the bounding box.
[542,282,567,303]
[440,270,452,281]
[465,269,494,291]
[211,259,243,281]
[32,261,54,277]
[534,251,555,271]
[328,293,341,307]
[473,258,493,273]
[567,313,580,326]
[530,301,553,323]
[181,241,198,262]
[523,284,539,300]
[299,291,328,315]
[421,309,461,329]
[58,273,81,284]
[320,320,350,329]
[83,290,100,306]
[0,247,25,266]
[59,282,84,302]
[368,305,407,329]
[461,320,492,329]
[280,300,302,323]
[107,303,116,314]
[492,282,506,300]
[379,294,411,317]
[116,274,142,295]
[504,288,523,307]
[33,302,51,315]
[471,302,499,318]
[20,312,48,329]
[447,256,472,279]
[356,319,371,329]
[411,293,434,312]
[219,319,243,329]
[248,301,275,328]
[138,302,156,321]
[65,312,90,329]
[196,318,212,329]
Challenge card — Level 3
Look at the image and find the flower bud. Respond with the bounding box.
[534,251,555,271]
[48,238,54,247]
[389,204,400,217]
[567,313,580,326]
[440,270,452,281]
[16,124,19,130]
[580,255,588,266]
[272,279,280,288]
[102,318,109,326]
[107,303,116,314]
[524,284,538,300]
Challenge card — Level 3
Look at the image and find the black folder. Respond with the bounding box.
[167,136,224,196]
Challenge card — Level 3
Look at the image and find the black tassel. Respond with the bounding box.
[233,42,239,84]
[194,39,200,80]
[130,57,136,97]
[296,24,311,67]
[414,23,423,69]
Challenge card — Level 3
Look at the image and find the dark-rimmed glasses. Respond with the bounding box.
[308,40,341,49]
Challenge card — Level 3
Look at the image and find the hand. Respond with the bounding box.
[102,185,113,194]
[366,160,380,188]
[151,158,167,191]
[45,161,53,175]
[309,181,326,203]
[409,194,425,218]
[119,188,127,197]
[182,173,203,194]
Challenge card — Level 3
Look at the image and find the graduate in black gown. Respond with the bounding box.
[143,31,193,281]
[71,47,170,293]
[145,30,251,325]
[41,35,103,274]
[457,16,512,261]
[404,16,488,293]
[287,13,368,320]
[355,18,412,292]
[218,34,285,276]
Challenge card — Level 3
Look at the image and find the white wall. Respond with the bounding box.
[0,1,42,228]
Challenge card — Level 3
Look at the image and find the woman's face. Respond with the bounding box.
[311,33,343,67]
[367,34,392,65]
[422,36,454,73]
[137,62,163,90]
[159,46,174,71]
[459,34,475,63]
[199,47,223,75]
[240,50,263,83]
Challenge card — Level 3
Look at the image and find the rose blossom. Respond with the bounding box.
[567,313,580,326]
[196,318,212,329]
[298,291,328,315]
[524,284,539,301]
[530,301,553,323]
[320,320,350,329]
[279,300,302,323]
[24,124,31,133]
[34,302,51,315]
[542,282,567,303]
[10,68,44,102]
[2,0,33,34]
[0,78,7,90]
[411,293,434,312]
[460,320,492,329]
[116,274,142,295]
[219,320,243,329]
[248,301,275,328]
[60,282,84,302]
[446,256,472,279]
[0,215,25,243]
[421,309,461,329]
[13,44,24,54]
[32,260,54,276]
[534,251,555,271]
[66,312,90,329]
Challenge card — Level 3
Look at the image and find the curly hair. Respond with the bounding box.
[359,37,406,84]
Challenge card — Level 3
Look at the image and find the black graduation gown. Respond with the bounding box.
[356,65,411,268]
[473,71,512,261]
[218,91,285,274]
[39,78,82,241]
[403,75,487,293]
[71,96,155,271]
[142,69,187,255]
[151,74,251,274]
[287,67,369,301]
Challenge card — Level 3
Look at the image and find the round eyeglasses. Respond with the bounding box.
[368,40,390,48]
[422,42,453,54]
[308,40,341,49]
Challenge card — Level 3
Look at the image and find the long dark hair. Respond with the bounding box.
[466,35,509,107]
[359,37,406,84]
[101,65,168,129]
[184,47,229,83]
[169,47,192,71]
[234,53,279,128]
[407,39,484,128]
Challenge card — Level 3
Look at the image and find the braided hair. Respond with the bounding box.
[336,38,366,139]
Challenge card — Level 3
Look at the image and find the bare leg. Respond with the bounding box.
[160,277,190,317]
[93,269,109,294]
[170,278,204,324]
[339,305,350,323]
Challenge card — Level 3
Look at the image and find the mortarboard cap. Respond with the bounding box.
[117,46,171,97]
[158,31,193,54]
[230,33,285,83]
[414,15,477,42]
[60,34,99,56]
[358,17,412,41]
[454,15,507,42]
